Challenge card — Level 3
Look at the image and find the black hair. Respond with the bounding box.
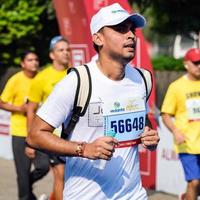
[93,42,99,53]
[21,50,37,61]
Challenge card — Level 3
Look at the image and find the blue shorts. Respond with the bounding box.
[179,153,200,181]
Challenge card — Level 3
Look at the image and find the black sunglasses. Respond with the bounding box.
[192,60,200,66]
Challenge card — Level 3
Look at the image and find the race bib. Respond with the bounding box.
[103,97,146,147]
[186,99,200,121]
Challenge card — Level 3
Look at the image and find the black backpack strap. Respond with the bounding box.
[61,64,92,139]
[135,67,153,102]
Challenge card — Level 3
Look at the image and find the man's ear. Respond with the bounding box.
[92,33,103,47]
[49,51,54,60]
[21,61,25,69]
[184,61,189,70]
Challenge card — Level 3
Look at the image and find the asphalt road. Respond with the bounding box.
[0,158,178,200]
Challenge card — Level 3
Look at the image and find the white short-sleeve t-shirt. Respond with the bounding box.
[37,61,148,200]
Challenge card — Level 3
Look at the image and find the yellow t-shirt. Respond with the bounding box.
[28,65,67,103]
[0,71,34,137]
[161,75,200,154]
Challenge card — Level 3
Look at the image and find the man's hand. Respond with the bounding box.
[25,146,36,158]
[83,136,118,160]
[173,128,186,145]
[141,126,160,151]
[16,103,28,114]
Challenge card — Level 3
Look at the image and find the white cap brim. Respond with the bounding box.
[90,3,146,35]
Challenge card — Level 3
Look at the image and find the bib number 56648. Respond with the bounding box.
[110,117,144,134]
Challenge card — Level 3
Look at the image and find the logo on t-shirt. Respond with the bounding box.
[88,102,103,127]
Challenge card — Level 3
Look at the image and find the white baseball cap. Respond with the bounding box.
[90,3,146,35]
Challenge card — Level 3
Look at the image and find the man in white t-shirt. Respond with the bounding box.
[27,3,159,200]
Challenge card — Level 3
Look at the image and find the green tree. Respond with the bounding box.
[128,0,200,43]
[0,0,59,69]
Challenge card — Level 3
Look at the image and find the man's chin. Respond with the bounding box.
[61,61,69,66]
[196,75,200,80]
[123,54,135,63]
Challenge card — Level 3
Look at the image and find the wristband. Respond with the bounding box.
[76,142,87,157]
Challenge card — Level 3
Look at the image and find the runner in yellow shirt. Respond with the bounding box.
[26,36,71,200]
[161,48,200,200]
[0,51,49,200]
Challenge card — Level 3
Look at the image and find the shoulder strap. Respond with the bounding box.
[135,67,153,101]
[61,64,92,139]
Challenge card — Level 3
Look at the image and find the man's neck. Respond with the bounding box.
[53,62,68,71]
[96,57,126,81]
[186,73,200,81]
[23,70,37,78]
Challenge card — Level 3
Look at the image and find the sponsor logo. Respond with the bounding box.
[111,10,126,14]
[126,100,141,111]
[110,102,125,113]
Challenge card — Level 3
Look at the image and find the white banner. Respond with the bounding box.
[0,109,13,159]
[156,116,186,195]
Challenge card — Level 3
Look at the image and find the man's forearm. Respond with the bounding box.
[26,102,39,134]
[26,115,78,156]
[161,113,177,135]
[0,101,23,113]
[26,130,78,156]
[27,111,35,133]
